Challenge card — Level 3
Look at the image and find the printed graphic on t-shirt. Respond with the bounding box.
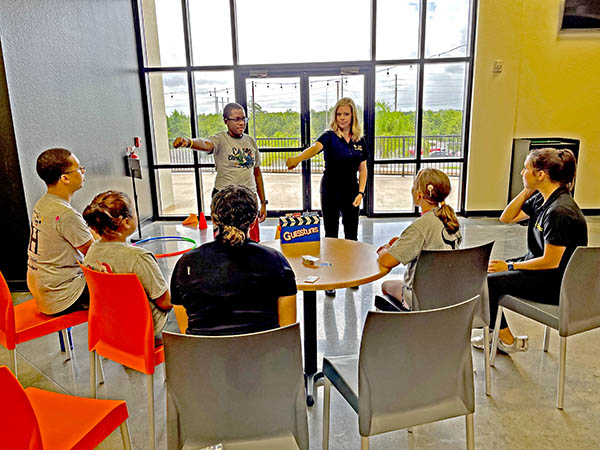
[28,210,42,255]
[227,147,255,168]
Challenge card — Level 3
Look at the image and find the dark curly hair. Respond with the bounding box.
[83,191,133,239]
[211,185,258,247]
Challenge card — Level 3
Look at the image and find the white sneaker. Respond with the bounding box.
[471,333,492,350]
[497,335,529,353]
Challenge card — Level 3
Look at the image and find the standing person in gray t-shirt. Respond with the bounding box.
[27,148,94,315]
[376,168,462,311]
[172,103,267,241]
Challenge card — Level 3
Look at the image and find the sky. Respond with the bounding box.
[146,0,470,115]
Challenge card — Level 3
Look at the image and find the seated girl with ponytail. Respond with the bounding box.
[376,168,461,311]
[82,191,173,339]
[170,184,297,336]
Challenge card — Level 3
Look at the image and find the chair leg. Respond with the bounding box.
[97,353,105,385]
[490,306,503,367]
[322,377,331,450]
[361,436,369,450]
[146,373,156,450]
[90,351,97,398]
[8,348,17,377]
[543,326,551,352]
[557,336,567,410]
[466,413,474,450]
[483,326,492,396]
[120,420,133,450]
[61,329,73,362]
[58,330,66,352]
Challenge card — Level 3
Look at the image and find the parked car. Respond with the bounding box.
[428,149,454,158]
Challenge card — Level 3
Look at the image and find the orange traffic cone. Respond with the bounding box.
[182,213,198,227]
[198,212,208,230]
[275,224,281,239]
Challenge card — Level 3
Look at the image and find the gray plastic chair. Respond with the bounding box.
[378,242,494,395]
[323,296,479,450]
[162,323,308,450]
[412,242,494,396]
[491,246,600,409]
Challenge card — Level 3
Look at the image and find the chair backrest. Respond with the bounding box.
[81,265,157,374]
[412,241,493,327]
[358,296,478,436]
[0,366,43,449]
[0,272,16,349]
[559,247,600,337]
[163,324,309,450]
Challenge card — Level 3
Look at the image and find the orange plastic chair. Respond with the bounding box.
[0,271,88,377]
[0,365,132,449]
[81,265,164,450]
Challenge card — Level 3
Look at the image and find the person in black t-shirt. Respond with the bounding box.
[472,148,587,354]
[170,185,297,336]
[286,97,368,241]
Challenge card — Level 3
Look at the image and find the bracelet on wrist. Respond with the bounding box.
[358,191,365,197]
[187,138,193,148]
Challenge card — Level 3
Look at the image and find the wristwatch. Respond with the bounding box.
[261,200,269,205]
[507,263,514,271]
[358,191,365,197]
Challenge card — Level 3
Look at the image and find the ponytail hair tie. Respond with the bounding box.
[440,201,446,206]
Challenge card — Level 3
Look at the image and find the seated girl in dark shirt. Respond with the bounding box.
[170,185,297,336]
[472,148,587,353]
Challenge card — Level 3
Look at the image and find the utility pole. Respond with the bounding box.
[336,80,340,101]
[214,87,218,113]
[394,74,398,112]
[251,81,257,138]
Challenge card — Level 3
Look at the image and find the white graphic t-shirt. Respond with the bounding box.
[209,131,261,192]
[27,194,93,314]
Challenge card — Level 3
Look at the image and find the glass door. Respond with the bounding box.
[240,69,367,215]
[308,74,365,210]
[244,75,304,212]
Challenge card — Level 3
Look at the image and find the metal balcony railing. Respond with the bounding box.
[167,135,463,176]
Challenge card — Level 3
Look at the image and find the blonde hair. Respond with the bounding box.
[329,97,362,142]
[414,168,460,234]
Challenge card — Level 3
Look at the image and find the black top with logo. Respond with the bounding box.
[317,130,367,195]
[521,186,588,272]
[171,240,297,336]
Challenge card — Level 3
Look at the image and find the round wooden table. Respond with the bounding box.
[263,237,390,405]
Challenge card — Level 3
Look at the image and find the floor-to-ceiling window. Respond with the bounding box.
[135,0,476,218]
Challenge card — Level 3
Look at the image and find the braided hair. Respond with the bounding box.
[83,190,133,239]
[211,185,258,247]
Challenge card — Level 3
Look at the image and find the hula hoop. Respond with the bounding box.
[132,235,198,258]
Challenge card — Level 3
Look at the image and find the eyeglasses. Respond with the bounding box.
[226,117,249,124]
[63,166,86,175]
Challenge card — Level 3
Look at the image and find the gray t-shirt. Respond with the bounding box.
[209,131,261,191]
[387,208,462,308]
[27,193,93,314]
[84,241,169,334]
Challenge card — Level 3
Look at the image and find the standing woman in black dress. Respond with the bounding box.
[286,97,367,296]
